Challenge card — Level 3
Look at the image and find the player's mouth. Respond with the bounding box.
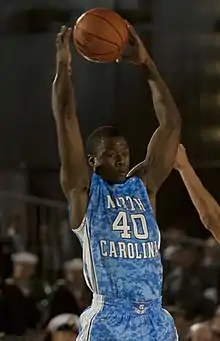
[117,169,127,175]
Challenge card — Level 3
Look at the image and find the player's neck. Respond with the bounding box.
[95,171,127,185]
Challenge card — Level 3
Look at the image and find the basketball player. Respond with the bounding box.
[52,24,181,340]
[175,144,220,243]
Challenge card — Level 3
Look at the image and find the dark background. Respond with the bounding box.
[0,0,220,233]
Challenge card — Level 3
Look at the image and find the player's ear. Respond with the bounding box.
[88,155,95,167]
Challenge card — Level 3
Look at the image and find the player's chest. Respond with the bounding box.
[91,193,159,243]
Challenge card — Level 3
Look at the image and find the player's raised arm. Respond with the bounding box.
[52,26,90,229]
[175,144,220,243]
[124,24,181,195]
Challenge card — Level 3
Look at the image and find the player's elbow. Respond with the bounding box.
[201,211,220,244]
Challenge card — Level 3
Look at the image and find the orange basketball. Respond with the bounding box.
[73,8,128,63]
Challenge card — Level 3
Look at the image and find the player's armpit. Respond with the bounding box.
[68,188,89,230]
[130,123,180,194]
[143,123,180,193]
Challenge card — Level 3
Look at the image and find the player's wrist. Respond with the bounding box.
[56,60,71,73]
[178,160,191,173]
[56,59,70,66]
[141,58,159,75]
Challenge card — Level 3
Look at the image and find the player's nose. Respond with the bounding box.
[116,160,123,167]
[116,155,125,167]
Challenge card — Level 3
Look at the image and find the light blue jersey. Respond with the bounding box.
[75,172,162,302]
[74,173,178,340]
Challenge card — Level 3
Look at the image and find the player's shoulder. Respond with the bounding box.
[128,161,156,196]
[127,162,150,191]
[127,161,145,179]
[127,172,155,212]
[90,172,102,186]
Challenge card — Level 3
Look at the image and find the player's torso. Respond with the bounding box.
[82,173,163,302]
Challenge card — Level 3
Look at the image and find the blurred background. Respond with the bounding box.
[1,0,220,340]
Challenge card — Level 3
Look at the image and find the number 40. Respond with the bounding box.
[112,211,149,240]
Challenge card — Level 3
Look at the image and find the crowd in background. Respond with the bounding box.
[1,211,220,340]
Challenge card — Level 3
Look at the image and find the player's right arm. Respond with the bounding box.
[52,26,90,229]
[175,144,220,243]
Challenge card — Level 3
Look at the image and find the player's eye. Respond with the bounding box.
[122,151,129,157]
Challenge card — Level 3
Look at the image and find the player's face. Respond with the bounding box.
[93,136,130,183]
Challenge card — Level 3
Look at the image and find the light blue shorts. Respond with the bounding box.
[77,294,178,341]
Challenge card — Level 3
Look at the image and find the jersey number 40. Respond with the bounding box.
[112,211,149,240]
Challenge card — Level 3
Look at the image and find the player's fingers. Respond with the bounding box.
[56,26,70,48]
[124,20,136,43]
[63,27,72,42]
[124,20,132,30]
[61,28,72,48]
[128,35,136,47]
[56,33,62,47]
[126,21,137,38]
[66,27,72,37]
[59,25,68,43]
[60,25,67,35]
[116,54,132,63]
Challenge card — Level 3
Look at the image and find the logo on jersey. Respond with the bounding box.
[134,304,147,314]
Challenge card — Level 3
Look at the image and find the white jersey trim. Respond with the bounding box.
[72,215,99,295]
[77,300,104,341]
[73,215,86,233]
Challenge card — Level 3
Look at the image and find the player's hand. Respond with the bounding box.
[117,22,150,65]
[56,26,72,70]
[174,144,189,171]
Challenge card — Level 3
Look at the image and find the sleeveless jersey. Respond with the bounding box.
[73,173,163,302]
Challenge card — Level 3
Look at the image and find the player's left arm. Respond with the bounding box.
[139,59,181,194]
[125,24,181,194]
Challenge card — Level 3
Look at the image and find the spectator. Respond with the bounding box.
[47,258,91,320]
[43,314,79,341]
[163,225,186,247]
[167,305,190,340]
[0,237,14,284]
[188,322,212,341]
[188,306,220,340]
[163,242,203,320]
[0,252,40,336]
[7,213,25,252]
[200,238,220,289]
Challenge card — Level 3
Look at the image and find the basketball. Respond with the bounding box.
[73,8,128,63]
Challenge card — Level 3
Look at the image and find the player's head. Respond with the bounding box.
[44,314,79,341]
[86,126,130,183]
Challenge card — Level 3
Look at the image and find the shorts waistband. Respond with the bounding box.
[92,294,162,314]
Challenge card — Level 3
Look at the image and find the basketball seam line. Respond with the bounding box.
[75,41,118,56]
[87,12,125,46]
[75,27,120,50]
